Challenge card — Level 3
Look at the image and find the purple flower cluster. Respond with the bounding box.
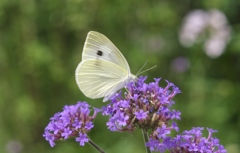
[147,127,227,153]
[102,76,181,132]
[102,76,226,152]
[43,102,100,147]
[43,76,227,153]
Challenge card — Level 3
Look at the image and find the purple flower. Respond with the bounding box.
[106,118,118,131]
[43,132,55,147]
[42,75,226,153]
[146,138,160,151]
[85,122,94,130]
[72,119,82,129]
[156,125,171,139]
[76,133,89,146]
[102,76,181,133]
[170,110,181,120]
[148,127,227,152]
[171,122,179,132]
[114,111,129,127]
[43,101,100,147]
[61,127,72,139]
[135,110,148,120]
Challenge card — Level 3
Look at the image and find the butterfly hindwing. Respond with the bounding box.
[75,59,128,101]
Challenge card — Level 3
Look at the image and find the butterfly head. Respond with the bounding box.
[128,74,137,84]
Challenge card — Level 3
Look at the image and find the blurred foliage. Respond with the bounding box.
[0,0,240,153]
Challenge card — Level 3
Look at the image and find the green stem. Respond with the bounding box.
[88,138,106,153]
[141,129,152,153]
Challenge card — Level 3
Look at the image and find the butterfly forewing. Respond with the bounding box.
[82,31,131,74]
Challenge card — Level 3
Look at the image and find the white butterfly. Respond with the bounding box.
[75,31,136,102]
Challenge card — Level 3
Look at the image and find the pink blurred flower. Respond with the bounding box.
[179,9,231,58]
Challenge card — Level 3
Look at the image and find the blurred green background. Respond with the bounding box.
[1,0,240,153]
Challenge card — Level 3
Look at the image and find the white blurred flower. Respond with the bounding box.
[179,9,231,58]
[179,10,208,47]
[208,10,228,30]
[204,31,231,58]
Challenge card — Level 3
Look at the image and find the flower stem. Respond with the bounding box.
[88,138,106,153]
[141,129,152,153]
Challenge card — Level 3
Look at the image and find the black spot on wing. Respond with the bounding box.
[94,50,103,66]
[97,50,103,56]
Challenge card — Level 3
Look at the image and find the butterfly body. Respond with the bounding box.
[75,31,136,102]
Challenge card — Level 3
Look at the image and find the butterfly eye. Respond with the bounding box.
[97,50,103,56]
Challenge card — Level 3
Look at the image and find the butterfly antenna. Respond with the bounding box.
[136,65,157,76]
[136,61,149,76]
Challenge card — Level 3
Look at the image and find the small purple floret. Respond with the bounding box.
[43,101,100,147]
